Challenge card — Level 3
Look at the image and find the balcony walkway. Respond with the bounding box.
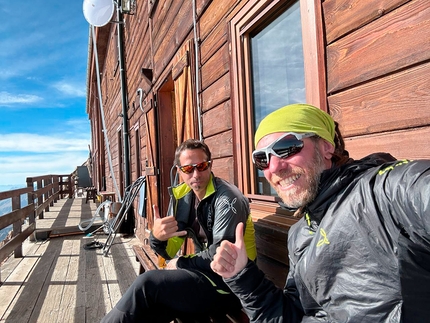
[0,197,141,323]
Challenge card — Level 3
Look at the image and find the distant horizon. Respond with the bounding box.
[0,172,77,188]
[0,184,26,191]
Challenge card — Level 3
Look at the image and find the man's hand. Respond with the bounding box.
[210,222,248,278]
[151,205,187,241]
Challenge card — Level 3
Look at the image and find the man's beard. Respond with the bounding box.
[277,146,326,209]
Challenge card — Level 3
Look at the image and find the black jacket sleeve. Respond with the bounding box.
[375,160,430,241]
[149,231,171,260]
[224,260,305,323]
[177,184,250,272]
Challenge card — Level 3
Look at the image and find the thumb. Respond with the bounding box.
[152,204,161,219]
[235,222,245,249]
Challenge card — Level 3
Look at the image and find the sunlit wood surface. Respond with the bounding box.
[0,197,140,323]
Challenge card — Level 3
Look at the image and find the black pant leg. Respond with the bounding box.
[100,268,241,323]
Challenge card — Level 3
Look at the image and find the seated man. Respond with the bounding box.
[211,103,430,322]
[101,139,257,323]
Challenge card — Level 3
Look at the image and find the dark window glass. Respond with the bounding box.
[250,1,305,195]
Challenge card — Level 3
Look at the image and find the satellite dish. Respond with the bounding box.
[83,0,115,27]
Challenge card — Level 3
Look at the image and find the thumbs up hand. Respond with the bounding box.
[210,222,248,278]
[152,205,187,241]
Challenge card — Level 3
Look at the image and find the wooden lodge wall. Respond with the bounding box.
[324,0,430,160]
[86,0,430,289]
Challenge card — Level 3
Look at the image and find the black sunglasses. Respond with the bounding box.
[178,161,212,174]
[252,132,315,170]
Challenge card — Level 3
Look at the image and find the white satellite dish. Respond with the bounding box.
[83,0,115,27]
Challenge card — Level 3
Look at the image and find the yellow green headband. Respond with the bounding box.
[254,103,335,147]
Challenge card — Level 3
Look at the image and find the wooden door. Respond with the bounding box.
[154,38,198,219]
[142,96,159,232]
[172,39,198,255]
[143,39,198,254]
[172,38,197,144]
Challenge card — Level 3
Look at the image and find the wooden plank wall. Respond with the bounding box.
[89,0,247,233]
[324,0,430,160]
[87,0,430,290]
[197,0,247,183]
[127,0,290,284]
[121,0,244,192]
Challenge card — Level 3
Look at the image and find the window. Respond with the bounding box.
[250,2,305,129]
[250,2,305,195]
[230,0,326,206]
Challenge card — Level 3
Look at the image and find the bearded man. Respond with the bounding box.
[211,103,430,323]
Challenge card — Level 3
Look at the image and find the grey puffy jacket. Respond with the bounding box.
[226,153,430,323]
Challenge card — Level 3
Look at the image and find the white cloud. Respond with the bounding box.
[0,151,90,186]
[0,132,91,185]
[0,91,42,105]
[53,80,86,97]
[0,133,90,153]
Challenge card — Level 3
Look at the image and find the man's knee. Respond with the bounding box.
[118,272,155,306]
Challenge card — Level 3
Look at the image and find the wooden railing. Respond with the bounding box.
[0,174,73,282]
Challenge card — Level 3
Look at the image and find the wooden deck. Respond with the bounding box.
[0,197,141,323]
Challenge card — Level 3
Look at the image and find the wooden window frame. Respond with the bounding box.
[230,0,327,219]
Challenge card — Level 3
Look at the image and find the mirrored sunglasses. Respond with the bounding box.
[252,132,315,170]
[178,161,212,174]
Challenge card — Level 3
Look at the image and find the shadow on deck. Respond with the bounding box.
[0,197,140,323]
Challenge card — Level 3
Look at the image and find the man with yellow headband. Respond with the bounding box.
[211,103,430,323]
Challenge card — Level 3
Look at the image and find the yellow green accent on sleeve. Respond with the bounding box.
[244,215,257,261]
[317,228,330,247]
[378,159,410,175]
[165,236,186,258]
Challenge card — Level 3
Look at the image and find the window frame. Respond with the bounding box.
[230,0,327,216]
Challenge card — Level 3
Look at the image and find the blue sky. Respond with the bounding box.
[0,1,91,186]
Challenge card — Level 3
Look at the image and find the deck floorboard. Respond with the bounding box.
[0,197,140,323]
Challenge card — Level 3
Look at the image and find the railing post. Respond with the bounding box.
[28,191,36,229]
[11,195,23,258]
[61,175,73,198]
[59,176,63,199]
[27,178,37,242]
[53,176,59,203]
[68,175,73,198]
[47,177,53,208]
[36,179,44,219]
